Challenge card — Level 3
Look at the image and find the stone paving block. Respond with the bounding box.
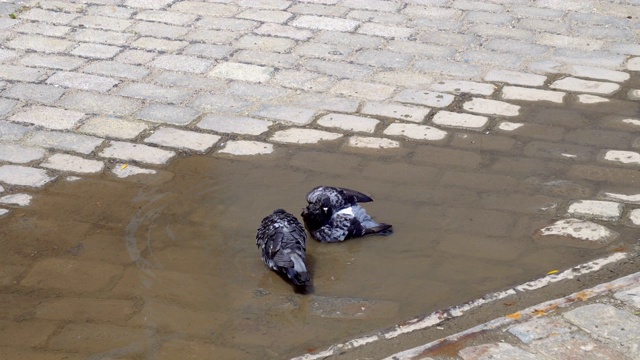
[253,105,316,125]
[218,140,274,155]
[0,193,32,206]
[432,111,489,130]
[2,83,66,104]
[131,37,189,52]
[461,50,523,69]
[458,342,541,360]
[290,3,347,16]
[112,163,157,178]
[135,9,198,25]
[361,102,430,123]
[81,61,150,80]
[59,91,142,116]
[99,141,175,164]
[484,69,547,86]
[226,82,291,100]
[343,0,400,11]
[553,49,626,69]
[485,38,549,55]
[87,5,135,18]
[387,40,455,58]
[270,128,342,144]
[501,86,566,103]
[291,15,359,31]
[429,80,495,95]
[394,89,455,108]
[629,209,640,227]
[564,304,640,344]
[0,143,46,164]
[196,16,257,30]
[0,98,17,117]
[150,54,213,73]
[347,136,400,149]
[272,69,334,91]
[191,94,252,113]
[237,8,293,23]
[316,113,379,133]
[353,49,413,69]
[384,123,448,141]
[8,106,85,130]
[71,43,122,59]
[294,42,353,60]
[71,15,132,31]
[25,131,104,154]
[144,127,221,152]
[6,34,74,53]
[41,153,104,174]
[235,34,295,52]
[495,121,565,141]
[538,218,618,242]
[413,59,481,78]
[0,320,58,348]
[615,285,640,308]
[126,0,175,9]
[550,77,620,95]
[463,98,521,116]
[254,23,313,40]
[305,59,373,79]
[118,83,191,104]
[331,80,396,101]
[14,22,71,37]
[470,24,534,40]
[183,43,233,59]
[568,65,630,82]
[73,28,133,45]
[0,65,48,82]
[291,93,360,112]
[129,21,190,38]
[627,57,640,71]
[20,53,86,70]
[601,150,640,166]
[19,8,79,24]
[135,104,200,125]
[171,1,239,16]
[78,116,149,140]
[154,72,225,91]
[629,89,640,101]
[531,332,628,359]
[49,323,148,354]
[0,121,31,141]
[209,62,274,82]
[357,22,413,38]
[185,29,239,44]
[315,30,384,48]
[567,200,623,221]
[46,71,119,92]
[508,316,575,344]
[0,48,18,62]
[0,165,54,187]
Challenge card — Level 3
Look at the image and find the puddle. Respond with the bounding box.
[1,136,637,359]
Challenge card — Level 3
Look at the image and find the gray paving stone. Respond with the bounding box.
[13,22,71,37]
[485,38,549,55]
[394,89,455,108]
[430,80,495,96]
[131,37,189,52]
[508,316,575,344]
[197,114,272,135]
[563,304,640,344]
[272,70,334,91]
[254,23,313,40]
[253,105,316,125]
[567,200,623,221]
[135,104,200,126]
[72,28,133,45]
[209,62,274,82]
[0,193,32,206]
[0,98,18,117]
[305,59,373,79]
[270,128,342,144]
[463,98,520,117]
[432,111,489,131]
[553,48,627,69]
[129,21,190,38]
[184,29,239,44]
[373,71,433,88]
[135,10,198,25]
[19,8,79,24]
[71,43,122,59]
[465,11,514,25]
[413,59,481,78]
[78,116,149,140]
[550,77,620,95]
[190,94,252,113]
[6,34,74,53]
[531,332,629,360]
[0,65,48,83]
[226,82,292,100]
[153,72,225,91]
[614,285,640,308]
[115,50,158,65]
[0,165,55,187]
[144,127,220,152]
[0,48,18,62]
[0,121,31,141]
[81,61,150,80]
[218,140,274,156]
[41,153,104,174]
[25,131,104,155]
[458,342,541,360]
[290,3,347,16]
[118,83,191,104]
[71,16,133,31]
[19,54,85,71]
[46,71,119,93]
[291,15,358,31]
[357,22,413,38]
[99,141,175,165]
[460,50,523,69]
[196,16,257,31]
[290,93,360,112]
[0,143,46,164]
[126,0,175,9]
[316,113,379,133]
[609,43,640,56]
[347,136,400,149]
[150,55,213,73]
[469,24,534,40]
[236,9,292,23]
[232,50,298,69]
[2,83,65,105]
[568,65,630,82]
[331,80,396,101]
[353,49,413,69]
[387,40,455,58]
[235,34,295,52]
[484,70,547,86]
[171,1,239,17]
[87,5,135,18]
[343,0,400,11]
[57,92,144,117]
[315,30,383,48]
[417,31,479,47]
[501,86,566,103]
[361,102,430,123]
[183,44,233,59]
[8,106,85,130]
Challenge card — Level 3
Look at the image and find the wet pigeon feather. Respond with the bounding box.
[306,186,373,211]
[256,209,310,286]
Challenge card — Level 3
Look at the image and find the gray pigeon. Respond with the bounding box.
[256,209,311,288]
[301,186,392,243]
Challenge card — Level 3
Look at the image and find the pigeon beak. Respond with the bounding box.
[322,207,328,211]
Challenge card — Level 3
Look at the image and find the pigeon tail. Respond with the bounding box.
[286,253,311,286]
[364,223,393,236]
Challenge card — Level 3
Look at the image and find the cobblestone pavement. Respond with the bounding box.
[0,0,639,359]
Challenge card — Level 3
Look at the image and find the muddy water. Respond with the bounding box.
[1,126,637,359]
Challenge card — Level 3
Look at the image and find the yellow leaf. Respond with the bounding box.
[532,309,546,316]
[506,312,521,319]
[121,164,129,169]
[547,269,559,275]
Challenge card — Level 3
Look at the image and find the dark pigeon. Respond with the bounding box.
[256,209,311,288]
[301,186,392,243]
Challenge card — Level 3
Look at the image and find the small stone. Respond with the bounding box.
[602,150,640,166]
[432,111,489,130]
[270,128,342,144]
[347,136,400,149]
[497,121,524,131]
[0,193,32,206]
[218,140,274,156]
[566,200,623,221]
[383,123,447,141]
[577,94,609,104]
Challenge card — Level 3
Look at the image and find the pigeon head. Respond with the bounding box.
[301,197,333,230]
